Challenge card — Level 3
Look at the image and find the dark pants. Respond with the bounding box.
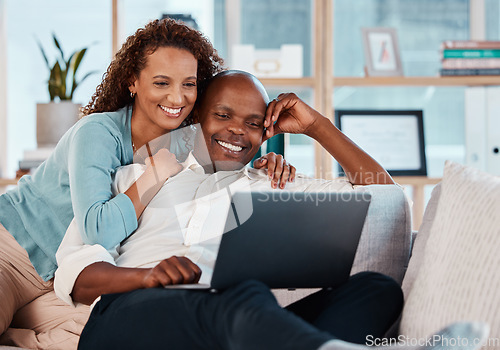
[78,272,403,350]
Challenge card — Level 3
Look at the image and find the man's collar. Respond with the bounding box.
[182,151,255,178]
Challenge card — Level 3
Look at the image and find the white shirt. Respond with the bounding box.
[54,152,356,307]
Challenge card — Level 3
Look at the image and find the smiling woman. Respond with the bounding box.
[0,18,225,349]
[128,47,199,152]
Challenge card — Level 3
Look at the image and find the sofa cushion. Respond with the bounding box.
[399,161,500,345]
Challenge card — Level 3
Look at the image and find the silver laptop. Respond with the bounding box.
[165,191,371,291]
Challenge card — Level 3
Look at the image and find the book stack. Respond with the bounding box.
[17,147,55,177]
[440,40,500,76]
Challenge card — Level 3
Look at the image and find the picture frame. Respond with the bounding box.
[361,27,403,76]
[335,110,427,176]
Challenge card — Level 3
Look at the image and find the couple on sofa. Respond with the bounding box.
[54,70,488,350]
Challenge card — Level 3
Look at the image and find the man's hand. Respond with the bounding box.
[253,152,296,189]
[72,258,202,305]
[263,93,323,141]
[141,256,202,288]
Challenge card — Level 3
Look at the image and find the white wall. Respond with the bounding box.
[4,1,111,177]
[0,0,7,177]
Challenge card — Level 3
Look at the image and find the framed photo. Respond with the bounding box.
[361,27,403,76]
[335,110,427,176]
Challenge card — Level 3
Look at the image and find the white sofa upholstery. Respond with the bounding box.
[274,184,412,306]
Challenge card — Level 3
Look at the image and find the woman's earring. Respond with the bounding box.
[130,92,136,98]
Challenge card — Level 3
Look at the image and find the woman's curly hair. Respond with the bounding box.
[81,18,224,123]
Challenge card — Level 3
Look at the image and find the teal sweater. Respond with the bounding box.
[0,106,137,281]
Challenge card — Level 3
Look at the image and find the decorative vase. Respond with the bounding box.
[36,101,81,148]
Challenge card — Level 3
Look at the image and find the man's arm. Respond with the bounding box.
[72,256,202,305]
[55,218,202,306]
[263,93,394,185]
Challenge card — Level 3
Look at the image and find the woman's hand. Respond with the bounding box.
[253,152,296,189]
[263,93,324,141]
[145,148,183,180]
[141,256,202,288]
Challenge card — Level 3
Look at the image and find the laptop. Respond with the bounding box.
[165,191,371,291]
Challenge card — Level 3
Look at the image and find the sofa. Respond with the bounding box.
[277,161,500,350]
[2,160,499,349]
[0,182,413,350]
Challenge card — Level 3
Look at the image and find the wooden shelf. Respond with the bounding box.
[392,176,442,186]
[257,76,500,87]
[333,76,500,87]
[259,77,315,87]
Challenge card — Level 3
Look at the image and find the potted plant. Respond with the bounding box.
[36,34,96,147]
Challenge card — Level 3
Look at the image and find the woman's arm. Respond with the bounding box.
[72,257,202,305]
[68,123,182,248]
[263,93,394,185]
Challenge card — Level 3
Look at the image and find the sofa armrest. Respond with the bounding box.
[350,184,412,285]
[274,184,412,307]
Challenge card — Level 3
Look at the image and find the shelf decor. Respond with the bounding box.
[439,40,500,76]
[335,109,427,176]
[361,27,403,77]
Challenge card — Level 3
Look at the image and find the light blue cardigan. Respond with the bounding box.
[0,106,137,281]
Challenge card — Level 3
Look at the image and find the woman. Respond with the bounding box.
[0,18,293,344]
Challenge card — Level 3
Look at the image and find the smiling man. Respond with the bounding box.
[192,70,270,172]
[53,71,486,350]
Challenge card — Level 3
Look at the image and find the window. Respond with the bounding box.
[1,0,493,180]
[333,0,470,176]
[486,0,500,40]
[5,0,111,176]
[234,0,316,175]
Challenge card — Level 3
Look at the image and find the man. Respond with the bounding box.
[54,71,486,350]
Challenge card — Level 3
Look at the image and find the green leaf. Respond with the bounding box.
[52,33,66,68]
[41,34,94,101]
[68,48,88,99]
[71,48,87,77]
[79,70,98,83]
[65,52,77,98]
[70,70,98,99]
[49,61,64,100]
[35,38,51,70]
[66,52,76,71]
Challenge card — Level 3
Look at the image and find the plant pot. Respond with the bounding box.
[36,101,81,148]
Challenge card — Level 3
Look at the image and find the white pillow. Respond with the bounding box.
[399,161,500,348]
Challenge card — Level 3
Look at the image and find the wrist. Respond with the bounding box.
[145,164,169,182]
[304,116,331,140]
[134,268,151,289]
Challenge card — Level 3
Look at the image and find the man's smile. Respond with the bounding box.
[216,140,244,152]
